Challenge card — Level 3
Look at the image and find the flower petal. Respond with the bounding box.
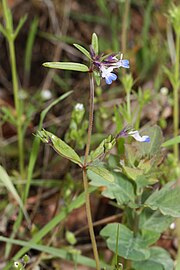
[128,130,150,142]
[100,66,117,84]
[105,73,117,84]
[117,59,130,68]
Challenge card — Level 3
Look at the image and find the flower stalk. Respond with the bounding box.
[83,73,100,270]
[173,32,180,160]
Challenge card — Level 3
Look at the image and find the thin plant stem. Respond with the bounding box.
[135,105,143,130]
[127,91,131,123]
[9,39,24,177]
[121,0,130,76]
[83,73,100,270]
[83,170,100,270]
[173,33,180,160]
[5,38,25,258]
[84,73,94,165]
[174,33,180,270]
[121,0,130,53]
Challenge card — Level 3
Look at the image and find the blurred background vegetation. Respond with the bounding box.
[0,0,179,269]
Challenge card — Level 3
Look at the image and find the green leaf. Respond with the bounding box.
[132,247,174,270]
[37,129,83,167]
[40,92,73,126]
[0,166,30,226]
[136,125,163,156]
[91,33,98,54]
[24,17,39,75]
[43,62,89,72]
[145,181,180,217]
[93,70,101,86]
[87,165,114,183]
[122,166,144,181]
[3,187,96,270]
[0,23,8,38]
[87,171,135,205]
[124,144,140,167]
[24,91,73,204]
[73,44,91,60]
[88,135,116,162]
[1,106,16,126]
[162,136,180,147]
[13,15,27,40]
[100,223,150,261]
[139,209,174,233]
[0,236,108,269]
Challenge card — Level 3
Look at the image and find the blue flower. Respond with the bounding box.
[116,127,150,143]
[117,59,130,69]
[128,130,150,142]
[90,48,130,85]
[100,66,117,84]
[105,73,117,84]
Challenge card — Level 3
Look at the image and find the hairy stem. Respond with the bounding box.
[83,170,100,270]
[84,73,94,164]
[121,0,130,53]
[174,33,180,270]
[83,73,100,270]
[126,91,131,123]
[173,34,180,160]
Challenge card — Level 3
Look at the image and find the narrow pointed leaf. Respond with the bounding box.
[162,136,180,147]
[3,187,96,270]
[37,129,83,167]
[0,236,100,268]
[91,33,98,54]
[0,166,30,226]
[43,62,89,72]
[73,44,91,60]
[14,15,27,40]
[0,23,8,38]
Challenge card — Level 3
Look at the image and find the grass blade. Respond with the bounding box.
[0,166,30,226]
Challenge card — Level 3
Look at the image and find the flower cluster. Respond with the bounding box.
[90,46,130,84]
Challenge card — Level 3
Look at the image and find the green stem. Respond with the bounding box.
[121,0,130,53]
[173,33,180,160]
[83,170,100,270]
[135,105,143,130]
[83,73,100,270]
[127,91,131,123]
[84,73,94,165]
[174,33,180,270]
[5,32,25,260]
[9,39,24,177]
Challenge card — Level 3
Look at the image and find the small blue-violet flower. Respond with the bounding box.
[101,66,117,85]
[128,130,150,142]
[90,47,130,85]
[116,127,150,143]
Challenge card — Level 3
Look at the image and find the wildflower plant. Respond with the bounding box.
[2,30,180,269]
[1,0,180,269]
[40,33,131,270]
[35,33,180,270]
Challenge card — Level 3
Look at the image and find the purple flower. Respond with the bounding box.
[116,127,150,143]
[90,48,130,85]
